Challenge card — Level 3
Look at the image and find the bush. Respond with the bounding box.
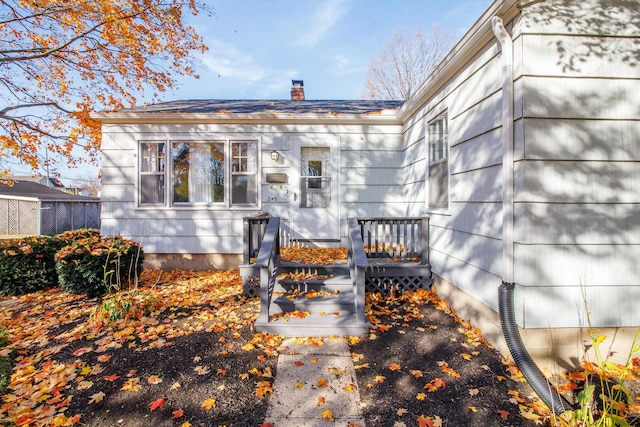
[55,235,144,297]
[0,236,60,295]
[54,228,100,245]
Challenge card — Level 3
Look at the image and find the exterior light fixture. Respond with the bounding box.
[271,150,280,161]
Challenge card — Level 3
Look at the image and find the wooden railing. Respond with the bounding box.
[357,217,429,265]
[255,216,280,324]
[347,218,369,324]
[242,213,270,265]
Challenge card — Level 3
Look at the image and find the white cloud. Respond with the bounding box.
[201,38,267,84]
[328,53,364,76]
[296,0,351,47]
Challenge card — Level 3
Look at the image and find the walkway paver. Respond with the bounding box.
[264,338,366,427]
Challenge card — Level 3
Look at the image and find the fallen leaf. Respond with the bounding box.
[375,375,386,383]
[344,383,357,392]
[317,396,325,404]
[519,405,542,421]
[149,397,165,411]
[497,409,509,419]
[321,408,335,420]
[148,375,163,385]
[201,398,216,411]
[468,388,479,396]
[397,408,408,416]
[416,392,427,400]
[88,391,105,404]
[389,363,402,371]
[77,380,93,390]
[172,409,184,419]
[194,365,210,375]
[409,369,423,378]
[468,406,478,412]
[104,374,119,382]
[295,381,304,388]
[170,381,182,390]
[317,378,328,388]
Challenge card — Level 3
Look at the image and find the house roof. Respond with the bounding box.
[0,180,99,202]
[92,99,404,124]
[11,175,65,188]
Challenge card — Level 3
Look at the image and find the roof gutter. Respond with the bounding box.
[90,111,402,126]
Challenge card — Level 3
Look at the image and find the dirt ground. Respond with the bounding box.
[2,268,636,426]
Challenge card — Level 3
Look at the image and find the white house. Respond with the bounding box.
[93,0,640,371]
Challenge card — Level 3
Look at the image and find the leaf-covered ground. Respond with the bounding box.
[0,265,638,426]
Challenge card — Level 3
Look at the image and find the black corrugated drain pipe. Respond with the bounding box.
[499,282,572,414]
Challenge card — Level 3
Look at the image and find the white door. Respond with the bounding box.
[290,138,340,242]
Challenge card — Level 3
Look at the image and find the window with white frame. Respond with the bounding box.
[140,141,166,205]
[428,114,449,209]
[138,140,258,207]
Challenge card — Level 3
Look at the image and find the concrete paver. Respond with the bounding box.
[264,338,366,427]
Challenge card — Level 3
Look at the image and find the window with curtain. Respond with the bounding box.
[172,142,225,204]
[428,114,449,209]
[139,139,258,208]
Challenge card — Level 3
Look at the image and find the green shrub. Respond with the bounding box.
[0,236,60,295]
[55,235,144,297]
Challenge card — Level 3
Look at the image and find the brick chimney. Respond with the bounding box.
[290,80,305,101]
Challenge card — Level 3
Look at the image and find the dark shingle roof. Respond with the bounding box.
[120,99,404,115]
[0,180,99,201]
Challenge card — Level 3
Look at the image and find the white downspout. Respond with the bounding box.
[491,16,514,284]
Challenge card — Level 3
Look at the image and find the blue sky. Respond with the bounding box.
[169,0,491,100]
[12,0,492,182]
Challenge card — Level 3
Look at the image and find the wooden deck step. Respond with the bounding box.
[254,268,370,337]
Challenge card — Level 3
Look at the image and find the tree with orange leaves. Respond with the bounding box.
[0,0,209,175]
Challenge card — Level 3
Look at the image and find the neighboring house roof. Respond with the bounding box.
[0,180,99,202]
[12,175,65,188]
[92,99,404,124]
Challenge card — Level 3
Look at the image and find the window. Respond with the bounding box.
[231,141,258,205]
[139,139,258,207]
[140,142,165,205]
[428,114,448,209]
[300,147,331,208]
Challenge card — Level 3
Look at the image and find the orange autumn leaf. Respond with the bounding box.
[149,397,165,411]
[344,383,357,392]
[321,408,335,420]
[201,398,216,411]
[172,409,184,419]
[294,361,304,367]
[409,369,423,378]
[374,375,386,383]
[418,415,435,427]
[148,375,163,384]
[317,378,328,388]
[389,363,402,371]
[497,409,509,419]
[317,396,325,404]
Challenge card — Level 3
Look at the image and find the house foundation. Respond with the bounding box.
[433,274,638,375]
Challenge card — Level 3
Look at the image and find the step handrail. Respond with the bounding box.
[347,218,369,324]
[255,216,280,324]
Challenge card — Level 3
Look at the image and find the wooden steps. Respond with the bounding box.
[254,266,370,337]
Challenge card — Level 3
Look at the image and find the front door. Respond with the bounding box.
[290,138,340,242]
